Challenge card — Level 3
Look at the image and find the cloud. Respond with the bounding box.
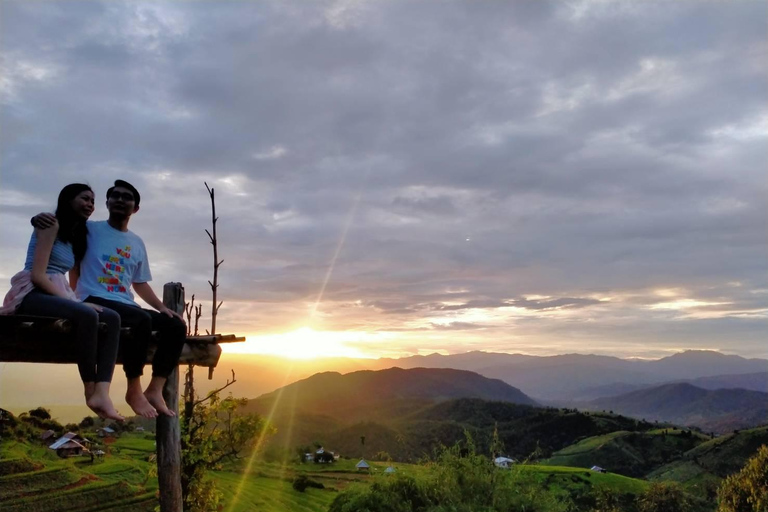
[0,0,766,358]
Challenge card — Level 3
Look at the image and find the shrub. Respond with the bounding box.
[717,445,768,512]
[293,475,325,492]
[639,482,693,512]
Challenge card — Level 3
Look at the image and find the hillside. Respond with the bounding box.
[250,367,537,418]
[647,426,768,497]
[544,428,709,477]
[584,383,768,433]
[250,369,663,462]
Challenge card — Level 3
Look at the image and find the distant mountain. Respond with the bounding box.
[584,383,768,433]
[644,351,768,380]
[369,351,536,372]
[566,371,768,402]
[683,372,768,393]
[367,350,768,401]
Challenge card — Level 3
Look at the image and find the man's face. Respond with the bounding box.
[106,186,139,217]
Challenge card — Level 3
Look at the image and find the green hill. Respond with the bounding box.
[543,428,708,477]
[252,367,537,417]
[647,426,768,497]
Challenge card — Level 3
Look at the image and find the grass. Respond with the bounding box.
[213,471,336,512]
[515,464,650,495]
[542,429,707,478]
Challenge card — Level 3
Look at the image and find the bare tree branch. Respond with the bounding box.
[193,370,236,406]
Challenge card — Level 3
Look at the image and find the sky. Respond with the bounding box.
[1,0,766,361]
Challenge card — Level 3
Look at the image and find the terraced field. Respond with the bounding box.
[0,437,157,512]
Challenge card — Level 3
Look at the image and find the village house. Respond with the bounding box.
[97,427,117,438]
[312,446,336,463]
[356,459,371,471]
[494,456,517,469]
[49,432,90,458]
[40,429,56,443]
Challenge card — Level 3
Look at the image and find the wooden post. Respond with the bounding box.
[158,282,184,512]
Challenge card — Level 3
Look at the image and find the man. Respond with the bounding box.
[35,180,185,418]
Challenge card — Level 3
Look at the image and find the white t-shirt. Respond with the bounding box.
[76,220,152,306]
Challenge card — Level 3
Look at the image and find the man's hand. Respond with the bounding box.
[31,212,57,229]
[159,305,185,322]
[83,302,104,313]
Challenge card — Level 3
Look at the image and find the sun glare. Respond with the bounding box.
[221,327,389,359]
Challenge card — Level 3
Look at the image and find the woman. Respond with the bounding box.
[1,184,124,421]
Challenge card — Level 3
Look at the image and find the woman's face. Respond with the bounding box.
[71,190,95,219]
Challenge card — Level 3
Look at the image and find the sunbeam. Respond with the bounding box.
[228,187,365,509]
[310,192,362,318]
[224,360,297,512]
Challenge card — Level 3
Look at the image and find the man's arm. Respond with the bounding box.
[133,282,185,321]
[31,212,57,229]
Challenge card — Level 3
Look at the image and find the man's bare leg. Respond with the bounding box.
[144,376,175,417]
[126,377,158,418]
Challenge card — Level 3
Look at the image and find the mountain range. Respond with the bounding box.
[243,367,656,462]
[582,382,768,433]
[367,350,768,401]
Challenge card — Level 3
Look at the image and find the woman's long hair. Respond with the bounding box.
[55,183,92,262]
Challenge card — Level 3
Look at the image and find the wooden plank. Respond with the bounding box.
[0,334,223,366]
[157,282,183,512]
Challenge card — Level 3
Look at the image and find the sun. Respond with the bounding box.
[221,327,386,360]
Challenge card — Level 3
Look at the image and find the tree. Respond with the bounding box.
[717,445,768,512]
[79,416,95,429]
[639,482,693,512]
[28,407,51,420]
[181,375,275,512]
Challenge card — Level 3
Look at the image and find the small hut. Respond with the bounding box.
[97,427,116,438]
[494,456,516,469]
[356,459,371,472]
[49,433,88,458]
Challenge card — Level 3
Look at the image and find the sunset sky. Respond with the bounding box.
[1,1,766,361]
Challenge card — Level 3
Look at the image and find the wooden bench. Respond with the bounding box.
[0,283,244,512]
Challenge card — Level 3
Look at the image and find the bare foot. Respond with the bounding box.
[126,386,158,418]
[86,391,124,422]
[144,389,175,417]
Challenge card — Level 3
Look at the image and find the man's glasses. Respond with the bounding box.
[109,191,135,202]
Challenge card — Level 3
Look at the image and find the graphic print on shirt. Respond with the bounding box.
[97,245,132,293]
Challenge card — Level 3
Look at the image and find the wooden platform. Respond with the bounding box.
[0,314,244,367]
